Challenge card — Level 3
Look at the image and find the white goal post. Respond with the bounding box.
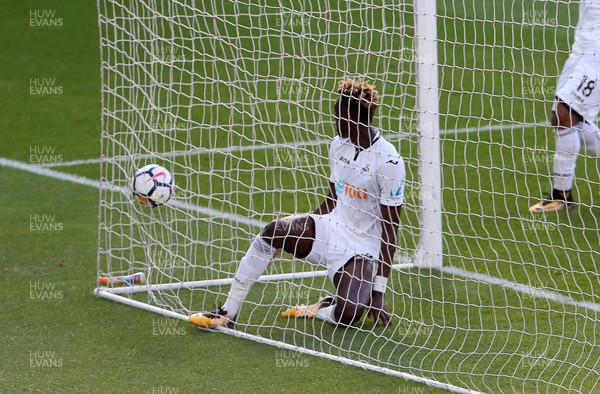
[95,1,600,393]
[413,0,442,268]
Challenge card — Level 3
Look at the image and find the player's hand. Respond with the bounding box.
[367,291,392,326]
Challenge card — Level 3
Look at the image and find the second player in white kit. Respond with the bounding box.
[530,0,600,212]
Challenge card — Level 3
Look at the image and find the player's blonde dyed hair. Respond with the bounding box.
[336,78,379,121]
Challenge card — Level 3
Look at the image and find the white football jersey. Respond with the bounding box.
[327,129,406,253]
[572,0,600,56]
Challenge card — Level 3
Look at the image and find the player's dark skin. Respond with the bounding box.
[260,98,401,326]
[552,101,582,130]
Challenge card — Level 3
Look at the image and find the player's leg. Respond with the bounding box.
[261,214,315,258]
[283,256,373,326]
[529,55,583,212]
[530,56,600,213]
[529,103,581,213]
[550,102,580,201]
[224,215,315,317]
[189,215,315,328]
[330,256,373,325]
[579,121,600,157]
[529,65,586,212]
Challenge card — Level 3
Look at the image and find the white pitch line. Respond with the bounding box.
[39,138,331,168]
[4,154,595,315]
[442,266,600,313]
[0,157,106,189]
[444,122,544,135]
[0,157,264,228]
[41,122,541,168]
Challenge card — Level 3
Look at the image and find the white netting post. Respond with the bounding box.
[413,0,442,268]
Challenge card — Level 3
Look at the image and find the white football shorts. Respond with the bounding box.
[304,213,379,282]
[554,53,600,122]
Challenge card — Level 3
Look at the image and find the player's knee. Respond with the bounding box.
[262,216,304,239]
[261,221,277,240]
[259,221,283,250]
[336,302,366,326]
[553,103,581,129]
[335,295,367,326]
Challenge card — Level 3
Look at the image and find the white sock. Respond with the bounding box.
[223,236,276,319]
[315,304,337,323]
[553,125,581,191]
[579,121,600,157]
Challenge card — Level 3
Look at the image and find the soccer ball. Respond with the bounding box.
[131,164,174,207]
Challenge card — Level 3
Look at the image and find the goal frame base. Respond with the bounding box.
[94,262,480,394]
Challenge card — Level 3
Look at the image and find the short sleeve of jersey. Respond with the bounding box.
[377,154,406,206]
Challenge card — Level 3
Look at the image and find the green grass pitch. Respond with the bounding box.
[2,0,599,393]
[0,1,439,393]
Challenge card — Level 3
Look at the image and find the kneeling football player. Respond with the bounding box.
[190,78,405,328]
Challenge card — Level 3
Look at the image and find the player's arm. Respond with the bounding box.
[313,181,337,215]
[368,203,401,326]
[378,203,402,278]
[368,152,405,326]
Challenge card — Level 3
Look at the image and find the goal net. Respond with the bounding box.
[95,0,600,392]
